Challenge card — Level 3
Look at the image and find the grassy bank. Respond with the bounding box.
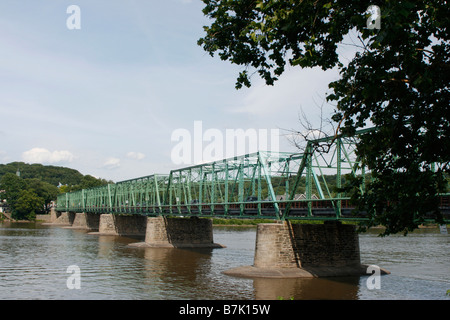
[211,218,449,229]
[211,218,334,226]
[212,218,274,226]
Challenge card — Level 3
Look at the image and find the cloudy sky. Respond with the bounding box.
[0,0,356,182]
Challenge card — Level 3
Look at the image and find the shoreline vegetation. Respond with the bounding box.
[1,213,447,230]
[211,218,447,229]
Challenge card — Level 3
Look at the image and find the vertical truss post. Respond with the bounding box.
[259,152,280,219]
[187,170,192,214]
[306,150,312,217]
[258,163,262,216]
[198,166,203,215]
[284,144,309,220]
[154,175,161,214]
[210,163,215,214]
[238,164,244,216]
[176,173,182,215]
[224,162,229,215]
[81,189,85,212]
[336,138,342,218]
[107,184,112,211]
[165,172,173,215]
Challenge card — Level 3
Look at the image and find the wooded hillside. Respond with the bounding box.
[0,162,111,220]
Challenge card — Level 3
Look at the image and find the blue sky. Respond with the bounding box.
[0,0,352,182]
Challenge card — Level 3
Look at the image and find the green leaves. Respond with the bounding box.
[0,173,54,220]
[198,0,359,88]
[198,0,450,234]
[0,163,111,220]
[14,190,44,221]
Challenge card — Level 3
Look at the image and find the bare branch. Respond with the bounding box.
[282,97,337,154]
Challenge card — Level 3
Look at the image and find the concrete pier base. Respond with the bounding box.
[64,212,100,231]
[129,216,225,248]
[50,207,59,222]
[224,221,389,278]
[89,214,147,237]
[42,211,74,226]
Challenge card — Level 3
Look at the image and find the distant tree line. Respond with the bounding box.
[0,162,112,220]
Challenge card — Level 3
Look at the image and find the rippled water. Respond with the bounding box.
[0,222,448,300]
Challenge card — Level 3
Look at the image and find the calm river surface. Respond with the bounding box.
[0,221,448,300]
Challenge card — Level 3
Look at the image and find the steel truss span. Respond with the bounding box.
[56,128,450,222]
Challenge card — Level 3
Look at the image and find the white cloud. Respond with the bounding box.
[22,148,74,164]
[126,151,146,160]
[102,157,121,169]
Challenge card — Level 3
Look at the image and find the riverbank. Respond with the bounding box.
[2,214,448,232]
[211,217,448,230]
[0,212,52,223]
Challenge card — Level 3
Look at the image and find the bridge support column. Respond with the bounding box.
[225,221,388,278]
[50,207,59,222]
[65,212,100,231]
[129,216,225,248]
[91,214,146,237]
[43,211,74,226]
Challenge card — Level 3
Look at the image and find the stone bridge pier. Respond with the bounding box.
[129,216,225,248]
[68,212,100,231]
[44,209,100,231]
[43,210,74,226]
[90,214,147,237]
[224,221,389,278]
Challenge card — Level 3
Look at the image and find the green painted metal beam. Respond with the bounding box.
[55,127,450,223]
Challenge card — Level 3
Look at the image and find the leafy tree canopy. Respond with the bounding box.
[14,189,44,221]
[0,162,83,186]
[0,163,112,220]
[198,0,449,235]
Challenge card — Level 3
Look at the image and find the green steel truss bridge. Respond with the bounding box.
[56,128,450,222]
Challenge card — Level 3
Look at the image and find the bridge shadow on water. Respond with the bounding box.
[121,236,363,300]
[252,276,361,300]
[48,223,378,300]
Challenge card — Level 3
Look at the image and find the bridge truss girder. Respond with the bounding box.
[56,129,376,221]
[56,128,449,221]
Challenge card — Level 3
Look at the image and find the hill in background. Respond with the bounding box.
[0,162,112,220]
[0,162,111,190]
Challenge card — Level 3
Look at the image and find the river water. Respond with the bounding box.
[0,221,448,300]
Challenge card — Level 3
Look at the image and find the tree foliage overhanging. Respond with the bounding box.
[198,0,449,235]
[0,162,111,220]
